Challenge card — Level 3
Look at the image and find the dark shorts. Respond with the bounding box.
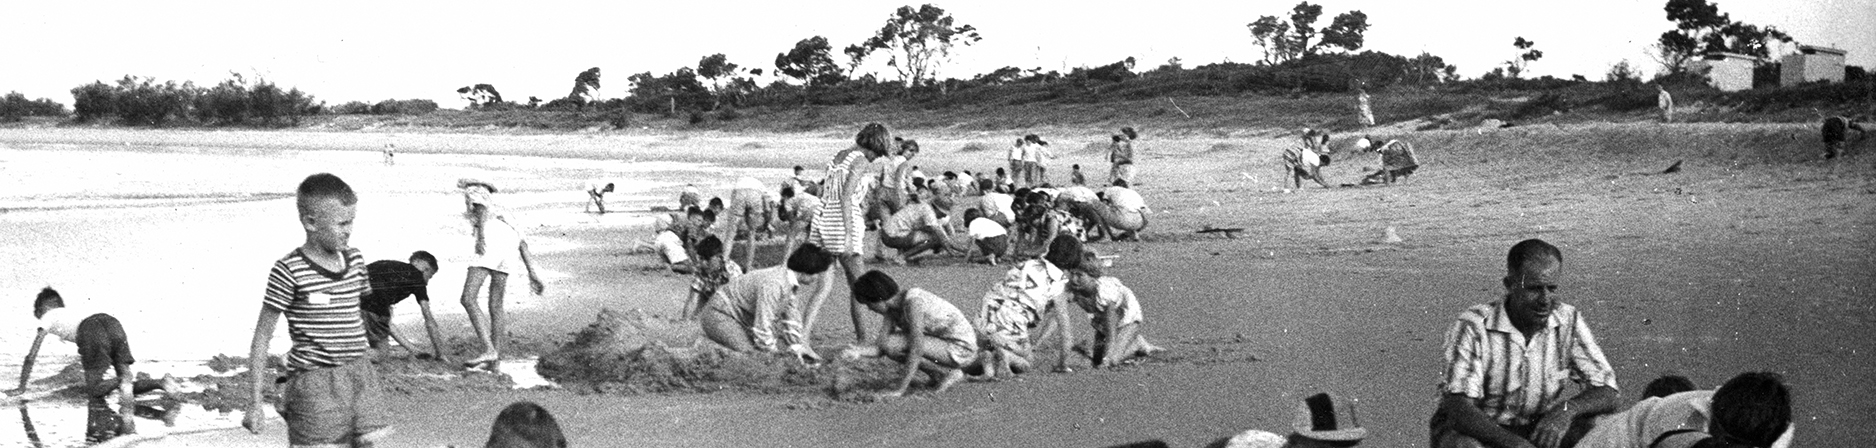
[362,311,392,349]
[975,235,1010,257]
[282,360,392,447]
[76,314,133,371]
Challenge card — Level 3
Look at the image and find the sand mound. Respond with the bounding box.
[536,308,900,397]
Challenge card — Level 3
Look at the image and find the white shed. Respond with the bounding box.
[1780,45,1847,85]
[1688,52,1760,91]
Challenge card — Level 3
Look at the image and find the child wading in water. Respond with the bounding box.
[842,271,979,397]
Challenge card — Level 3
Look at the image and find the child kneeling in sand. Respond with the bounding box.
[970,235,1084,378]
[962,208,1010,265]
[1065,263,1163,368]
[682,235,742,320]
[11,287,182,437]
[840,271,979,397]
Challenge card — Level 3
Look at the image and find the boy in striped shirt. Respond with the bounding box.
[243,173,391,447]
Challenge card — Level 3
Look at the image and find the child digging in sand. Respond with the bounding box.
[1065,261,1163,368]
[10,287,183,438]
[682,235,742,320]
[841,271,979,397]
[970,235,1084,378]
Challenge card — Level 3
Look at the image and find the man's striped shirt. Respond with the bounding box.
[264,247,371,372]
[1440,301,1618,427]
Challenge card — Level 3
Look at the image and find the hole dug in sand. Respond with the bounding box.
[536,308,900,399]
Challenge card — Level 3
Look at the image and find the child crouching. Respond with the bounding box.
[1065,259,1163,368]
[841,271,979,397]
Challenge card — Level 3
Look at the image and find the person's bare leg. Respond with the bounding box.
[743,217,759,269]
[839,255,871,341]
[486,271,510,363]
[459,267,493,363]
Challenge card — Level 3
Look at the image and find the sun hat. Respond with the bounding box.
[1292,392,1366,442]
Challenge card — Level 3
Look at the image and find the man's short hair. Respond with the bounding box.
[785,243,835,274]
[409,251,440,270]
[1506,239,1563,274]
[852,270,899,304]
[33,287,64,319]
[1643,375,1698,399]
[1044,236,1084,271]
[699,210,717,223]
[1112,178,1130,188]
[1709,372,1791,447]
[686,206,704,217]
[963,208,983,223]
[486,401,567,448]
[296,173,357,216]
[696,236,725,259]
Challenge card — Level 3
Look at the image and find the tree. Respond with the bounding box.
[1247,2,1370,64]
[569,67,601,106]
[774,36,844,88]
[697,54,739,110]
[1506,37,1543,78]
[456,84,503,107]
[1653,0,1792,74]
[1606,60,1641,83]
[855,4,982,89]
[1403,52,1452,84]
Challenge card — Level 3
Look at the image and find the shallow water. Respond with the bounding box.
[0,142,780,447]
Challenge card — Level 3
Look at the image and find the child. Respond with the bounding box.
[963,208,1009,265]
[459,182,546,368]
[584,181,614,213]
[1065,265,1163,368]
[1070,164,1087,186]
[1283,129,1333,189]
[485,401,568,448]
[11,287,181,438]
[362,251,446,360]
[242,173,391,445]
[682,236,743,320]
[698,243,835,361]
[842,271,979,397]
[778,185,823,263]
[970,235,1084,379]
[1354,136,1420,185]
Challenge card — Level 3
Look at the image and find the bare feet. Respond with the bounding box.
[932,369,965,393]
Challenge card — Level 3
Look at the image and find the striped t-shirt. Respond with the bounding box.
[264,247,371,372]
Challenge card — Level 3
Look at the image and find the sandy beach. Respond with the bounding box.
[1,123,1871,447]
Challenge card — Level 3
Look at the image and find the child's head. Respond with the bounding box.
[297,173,358,254]
[1709,372,1791,448]
[898,138,920,157]
[1112,135,1124,143]
[978,178,996,193]
[1642,374,1698,399]
[699,210,717,226]
[793,165,805,175]
[601,183,615,193]
[963,208,984,225]
[856,123,893,158]
[1120,127,1137,140]
[707,197,724,212]
[995,167,1007,177]
[852,270,901,311]
[1112,178,1130,189]
[1044,235,1085,271]
[485,401,567,448]
[780,185,795,200]
[409,251,440,282]
[33,287,64,319]
[685,206,705,225]
[784,243,836,280]
[943,171,958,181]
[696,235,725,260]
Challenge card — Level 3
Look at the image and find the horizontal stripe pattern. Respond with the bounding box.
[264,247,370,371]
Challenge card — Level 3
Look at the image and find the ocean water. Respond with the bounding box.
[0,141,782,447]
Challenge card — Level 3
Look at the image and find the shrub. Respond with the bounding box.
[70,82,115,122]
[370,99,437,115]
[687,110,707,125]
[0,92,68,121]
[609,109,633,129]
[330,101,372,115]
[716,108,741,121]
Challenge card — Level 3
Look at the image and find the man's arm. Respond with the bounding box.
[383,309,419,355]
[1439,393,1534,448]
[243,306,282,434]
[417,300,446,360]
[12,330,47,393]
[1530,385,1620,448]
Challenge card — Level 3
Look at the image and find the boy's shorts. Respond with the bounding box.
[655,230,689,264]
[281,360,392,447]
[361,311,392,349]
[975,235,1010,258]
[76,313,134,371]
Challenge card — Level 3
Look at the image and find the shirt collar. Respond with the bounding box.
[1486,299,1561,334]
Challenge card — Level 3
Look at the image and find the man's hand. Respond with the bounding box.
[242,404,267,434]
[528,276,546,295]
[1531,407,1575,448]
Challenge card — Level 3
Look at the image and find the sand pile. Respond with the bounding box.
[537,308,899,397]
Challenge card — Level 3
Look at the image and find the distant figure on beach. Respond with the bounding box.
[1070,164,1087,186]
[485,401,568,448]
[699,244,834,362]
[1007,138,1027,188]
[11,287,181,439]
[1577,372,1794,448]
[806,123,894,342]
[713,176,775,270]
[1025,134,1053,186]
[458,180,546,368]
[363,251,446,360]
[1111,127,1138,185]
[1354,137,1421,185]
[1065,266,1163,368]
[1283,129,1333,189]
[841,271,979,397]
[1357,88,1376,127]
[679,184,703,210]
[970,235,1083,379]
[1820,115,1867,159]
[584,181,614,214]
[1657,85,1674,123]
[243,173,391,445]
[1430,238,1620,448]
[880,185,957,264]
[1205,392,1368,448]
[382,144,396,166]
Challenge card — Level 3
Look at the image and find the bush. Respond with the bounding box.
[716,108,741,121]
[110,76,193,126]
[370,99,437,115]
[0,92,68,121]
[687,110,707,125]
[70,82,115,122]
[330,101,372,115]
[609,109,632,129]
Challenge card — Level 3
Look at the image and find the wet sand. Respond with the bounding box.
[4,124,1871,447]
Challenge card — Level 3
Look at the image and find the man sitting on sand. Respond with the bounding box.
[1577,372,1793,448]
[698,243,835,362]
[1354,137,1420,185]
[1821,115,1867,160]
[1431,238,1620,448]
[841,271,979,397]
[363,251,446,360]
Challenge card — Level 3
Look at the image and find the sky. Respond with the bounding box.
[2,0,1869,109]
